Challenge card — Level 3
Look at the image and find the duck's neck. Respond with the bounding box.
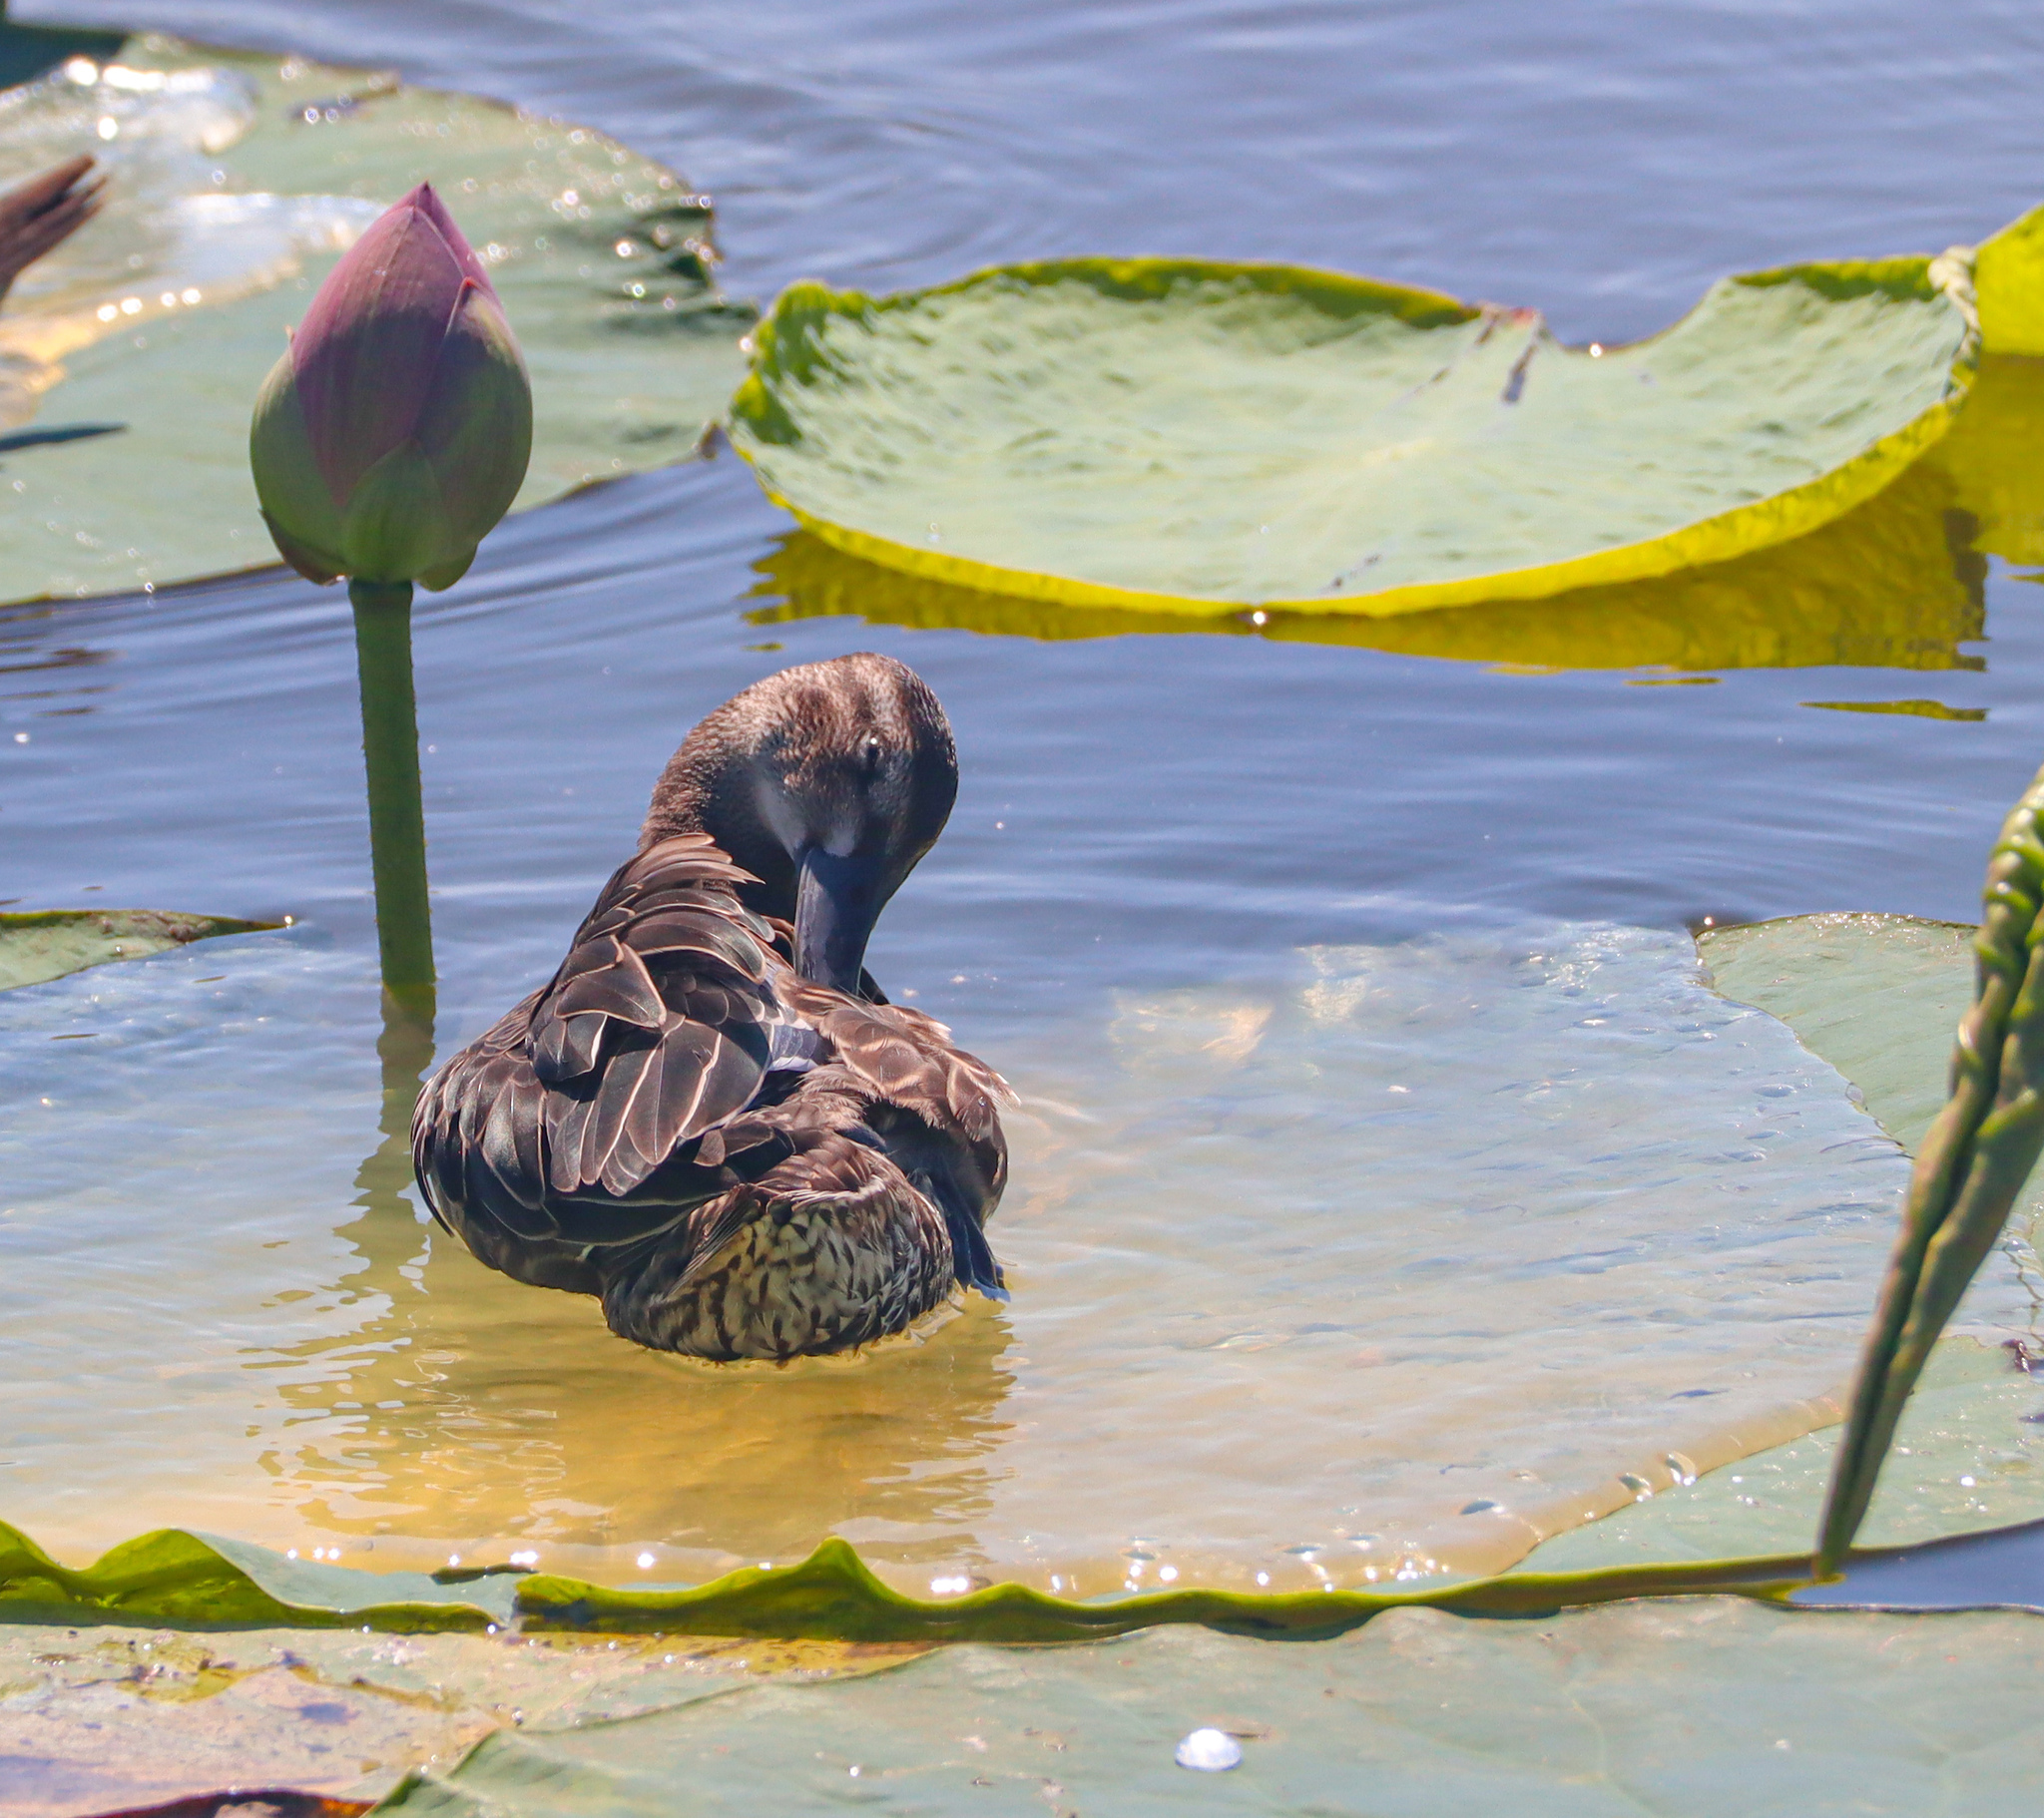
[641,744,797,921]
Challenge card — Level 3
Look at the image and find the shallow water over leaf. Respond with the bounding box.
[2,905,2032,1592]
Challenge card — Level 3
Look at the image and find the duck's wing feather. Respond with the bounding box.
[413,835,807,1284]
[778,982,1014,1296]
[784,983,1013,1144]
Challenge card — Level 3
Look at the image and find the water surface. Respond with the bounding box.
[6,0,2044,1585]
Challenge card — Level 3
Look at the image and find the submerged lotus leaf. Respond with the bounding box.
[0,38,751,605]
[0,906,273,990]
[727,219,2044,619]
[18,921,2040,1594]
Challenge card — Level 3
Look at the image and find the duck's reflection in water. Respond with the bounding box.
[261,996,1017,1581]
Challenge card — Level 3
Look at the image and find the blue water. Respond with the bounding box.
[10,0,2044,960]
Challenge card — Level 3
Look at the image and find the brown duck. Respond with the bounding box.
[412,653,1010,1360]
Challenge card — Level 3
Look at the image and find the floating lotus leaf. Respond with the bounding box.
[730,213,2044,621]
[0,905,272,990]
[0,37,751,604]
[10,1521,2044,1814]
[372,1597,2044,1816]
[750,352,2044,671]
[8,1560,2044,1814]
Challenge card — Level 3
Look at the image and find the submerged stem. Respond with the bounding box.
[349,578,435,1011]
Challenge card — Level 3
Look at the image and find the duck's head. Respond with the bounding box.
[641,652,958,995]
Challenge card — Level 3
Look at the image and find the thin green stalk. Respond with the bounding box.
[349,578,435,1014]
[1814,762,2044,1574]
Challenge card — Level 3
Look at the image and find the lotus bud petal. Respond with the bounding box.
[250,183,532,589]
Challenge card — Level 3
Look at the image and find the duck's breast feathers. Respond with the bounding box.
[602,1126,955,1358]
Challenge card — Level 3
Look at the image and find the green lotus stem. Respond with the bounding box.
[348,577,435,1010]
[1814,762,2044,1574]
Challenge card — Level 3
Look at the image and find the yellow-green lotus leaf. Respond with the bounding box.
[727,220,2037,618]
[749,348,2044,666]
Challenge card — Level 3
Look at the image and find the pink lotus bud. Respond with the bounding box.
[251,183,532,590]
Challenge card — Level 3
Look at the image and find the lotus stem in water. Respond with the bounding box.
[348,577,434,1012]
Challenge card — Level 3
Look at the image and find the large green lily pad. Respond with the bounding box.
[9,1595,2044,1812]
[0,36,752,604]
[377,1600,2044,1815]
[0,905,272,990]
[748,352,2044,672]
[728,216,2044,620]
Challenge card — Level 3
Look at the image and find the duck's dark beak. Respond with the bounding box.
[794,845,888,995]
[946,1201,1009,1301]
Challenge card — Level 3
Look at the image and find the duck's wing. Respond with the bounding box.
[413,834,811,1287]
[787,985,1012,1142]
[780,982,1014,1296]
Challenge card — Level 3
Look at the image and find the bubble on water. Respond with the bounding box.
[1176,1728,1243,1772]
